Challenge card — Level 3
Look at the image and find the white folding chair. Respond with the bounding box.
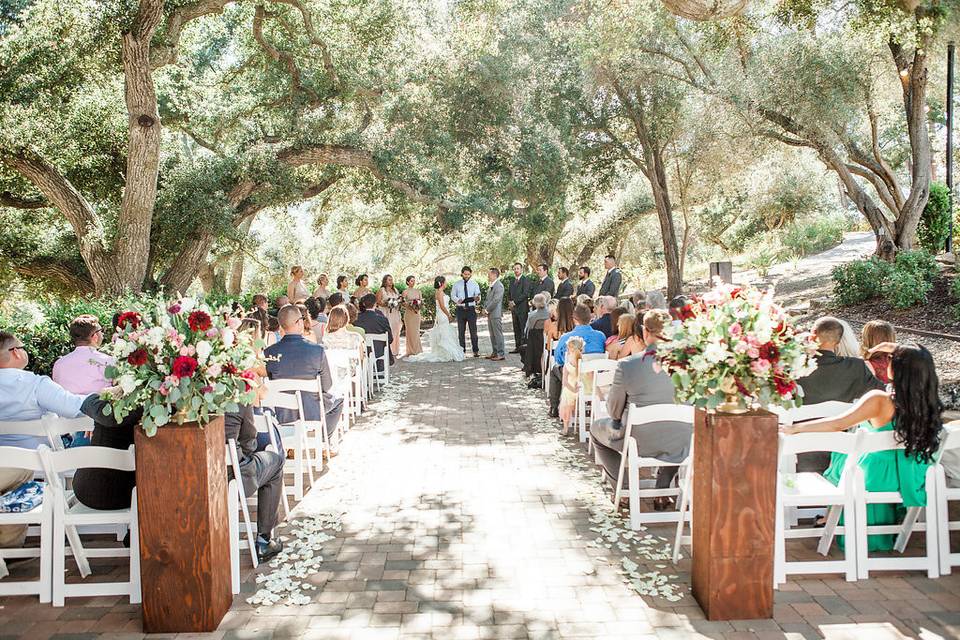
[226,442,259,572]
[614,404,694,529]
[0,446,51,602]
[365,333,390,390]
[251,411,291,519]
[576,358,616,444]
[0,418,59,449]
[774,431,860,585]
[935,422,960,574]
[270,376,333,472]
[853,430,939,579]
[325,349,354,433]
[262,388,317,501]
[40,445,140,606]
[42,415,95,452]
[541,334,552,395]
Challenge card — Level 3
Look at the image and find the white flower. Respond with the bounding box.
[221,328,235,348]
[180,298,196,313]
[118,374,139,395]
[196,340,213,364]
[703,340,728,364]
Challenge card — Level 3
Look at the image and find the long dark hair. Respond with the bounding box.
[434,276,445,290]
[355,274,367,287]
[891,343,943,463]
[381,274,395,292]
[556,297,575,334]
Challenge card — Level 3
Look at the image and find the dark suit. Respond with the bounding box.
[556,278,574,299]
[590,350,691,489]
[590,314,613,338]
[509,276,533,350]
[531,276,555,300]
[354,309,395,368]
[225,406,284,537]
[72,397,141,511]
[599,268,623,298]
[576,279,596,298]
[264,335,343,436]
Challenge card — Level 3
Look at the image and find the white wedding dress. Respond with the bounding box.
[408,294,465,363]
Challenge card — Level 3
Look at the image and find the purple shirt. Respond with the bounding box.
[52,346,114,395]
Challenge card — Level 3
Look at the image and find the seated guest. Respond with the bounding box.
[0,331,133,545]
[249,294,271,330]
[525,292,551,338]
[225,403,284,561]
[305,297,327,340]
[615,313,647,360]
[548,304,606,417]
[327,292,345,308]
[861,320,896,385]
[297,304,315,343]
[645,290,667,311]
[274,294,290,311]
[668,295,689,325]
[344,303,365,337]
[783,343,942,551]
[542,299,559,341]
[265,316,281,346]
[590,310,690,508]
[545,298,575,343]
[604,308,626,348]
[264,306,344,441]
[576,294,594,314]
[353,294,393,367]
[590,296,617,338]
[323,306,365,358]
[836,318,861,358]
[797,316,884,405]
[52,315,113,395]
[606,312,635,359]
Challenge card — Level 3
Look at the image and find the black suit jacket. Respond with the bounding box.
[556,278,574,298]
[354,309,395,365]
[264,335,337,422]
[797,350,885,405]
[576,279,596,298]
[531,276,555,300]
[509,276,533,306]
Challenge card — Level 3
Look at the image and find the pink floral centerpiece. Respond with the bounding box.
[101,298,263,435]
[657,282,819,412]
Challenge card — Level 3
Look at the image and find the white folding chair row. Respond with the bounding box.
[251,412,292,520]
[0,447,51,601]
[261,387,317,500]
[935,422,960,574]
[365,333,390,391]
[612,403,695,530]
[325,349,355,433]
[326,347,366,418]
[576,357,616,445]
[40,445,140,606]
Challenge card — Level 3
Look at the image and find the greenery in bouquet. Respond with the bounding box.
[100,298,263,435]
[657,282,819,412]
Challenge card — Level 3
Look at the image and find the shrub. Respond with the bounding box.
[951,277,960,321]
[883,269,931,309]
[831,258,893,306]
[917,182,951,253]
[780,215,847,257]
[893,249,939,285]
[747,247,777,278]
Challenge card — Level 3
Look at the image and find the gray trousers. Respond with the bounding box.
[239,451,285,538]
[488,314,505,357]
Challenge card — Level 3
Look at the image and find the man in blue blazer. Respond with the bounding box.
[264,305,343,439]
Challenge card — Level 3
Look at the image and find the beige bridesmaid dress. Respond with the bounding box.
[403,288,423,356]
[379,288,403,356]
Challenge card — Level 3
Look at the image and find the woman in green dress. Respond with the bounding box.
[782,343,943,551]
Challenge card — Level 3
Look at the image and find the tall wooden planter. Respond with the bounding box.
[134,417,232,633]
[691,409,778,620]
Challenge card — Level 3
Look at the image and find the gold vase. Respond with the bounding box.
[715,393,748,414]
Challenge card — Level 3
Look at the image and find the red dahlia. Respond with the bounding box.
[774,376,796,397]
[222,362,238,375]
[187,310,212,332]
[758,342,780,363]
[127,348,148,366]
[171,356,198,378]
[116,311,141,330]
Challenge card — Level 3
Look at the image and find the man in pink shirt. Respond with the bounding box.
[52,315,114,394]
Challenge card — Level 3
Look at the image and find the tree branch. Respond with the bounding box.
[151,0,237,69]
[0,191,46,209]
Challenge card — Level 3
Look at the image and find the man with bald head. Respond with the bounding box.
[264,305,344,447]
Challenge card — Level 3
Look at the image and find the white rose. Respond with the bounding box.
[221,328,235,348]
[180,298,196,313]
[703,341,728,364]
[196,340,213,364]
[118,373,139,395]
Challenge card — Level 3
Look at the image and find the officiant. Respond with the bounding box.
[451,266,482,358]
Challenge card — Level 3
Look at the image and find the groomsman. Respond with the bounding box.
[555,267,574,298]
[531,263,555,300]
[484,268,505,361]
[598,255,623,298]
[576,266,596,298]
[452,266,482,357]
[508,262,532,354]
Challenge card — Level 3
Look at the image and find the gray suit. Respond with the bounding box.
[599,268,623,298]
[590,349,691,488]
[485,279,505,357]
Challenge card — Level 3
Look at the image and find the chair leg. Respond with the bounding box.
[237,485,259,570]
[627,445,641,531]
[52,511,66,607]
[64,523,91,579]
[937,471,951,575]
[817,505,843,556]
[229,481,240,595]
[129,489,142,604]
[774,495,785,586]
[613,449,628,506]
[855,473,869,580]
[39,508,52,603]
[893,507,921,553]
[673,474,691,564]
[925,501,939,579]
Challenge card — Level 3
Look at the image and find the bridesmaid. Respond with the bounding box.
[354,274,372,301]
[377,274,403,356]
[402,275,423,356]
[313,272,330,300]
[287,266,310,303]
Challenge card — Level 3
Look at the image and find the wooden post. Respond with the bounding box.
[134,417,232,633]
[691,409,778,620]
[708,261,733,284]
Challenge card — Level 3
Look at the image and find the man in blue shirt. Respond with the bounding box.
[451,266,482,357]
[0,331,121,547]
[549,304,606,417]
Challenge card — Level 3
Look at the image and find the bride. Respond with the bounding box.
[408,276,465,363]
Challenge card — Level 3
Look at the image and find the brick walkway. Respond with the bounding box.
[2,320,960,639]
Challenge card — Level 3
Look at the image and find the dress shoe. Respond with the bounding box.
[509,349,522,354]
[485,354,496,359]
[472,352,480,358]
[490,355,505,361]
[256,535,283,561]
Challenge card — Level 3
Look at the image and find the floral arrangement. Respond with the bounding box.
[386,297,400,312]
[406,298,422,313]
[100,298,263,435]
[657,281,819,412]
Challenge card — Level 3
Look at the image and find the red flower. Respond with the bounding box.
[239,369,257,391]
[222,362,238,375]
[127,348,148,366]
[775,320,788,335]
[171,356,198,378]
[758,342,780,363]
[187,310,212,332]
[774,375,796,397]
[117,311,141,330]
[729,287,743,299]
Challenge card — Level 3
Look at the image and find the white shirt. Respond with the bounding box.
[451,278,481,307]
[0,368,87,449]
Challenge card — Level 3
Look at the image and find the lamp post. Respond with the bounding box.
[948,41,955,253]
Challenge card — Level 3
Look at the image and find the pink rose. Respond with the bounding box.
[206,328,219,338]
[747,347,760,359]
[206,364,222,378]
[750,359,771,374]
[158,383,169,397]
[734,341,750,354]
[227,317,242,330]
[729,322,742,337]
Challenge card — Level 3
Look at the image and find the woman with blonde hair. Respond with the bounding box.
[402,276,423,356]
[558,336,585,436]
[376,274,403,356]
[606,312,635,359]
[324,305,365,359]
[313,273,330,299]
[287,266,310,303]
[861,320,897,385]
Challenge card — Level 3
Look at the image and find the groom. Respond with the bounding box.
[451,266,481,358]
[484,267,505,361]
